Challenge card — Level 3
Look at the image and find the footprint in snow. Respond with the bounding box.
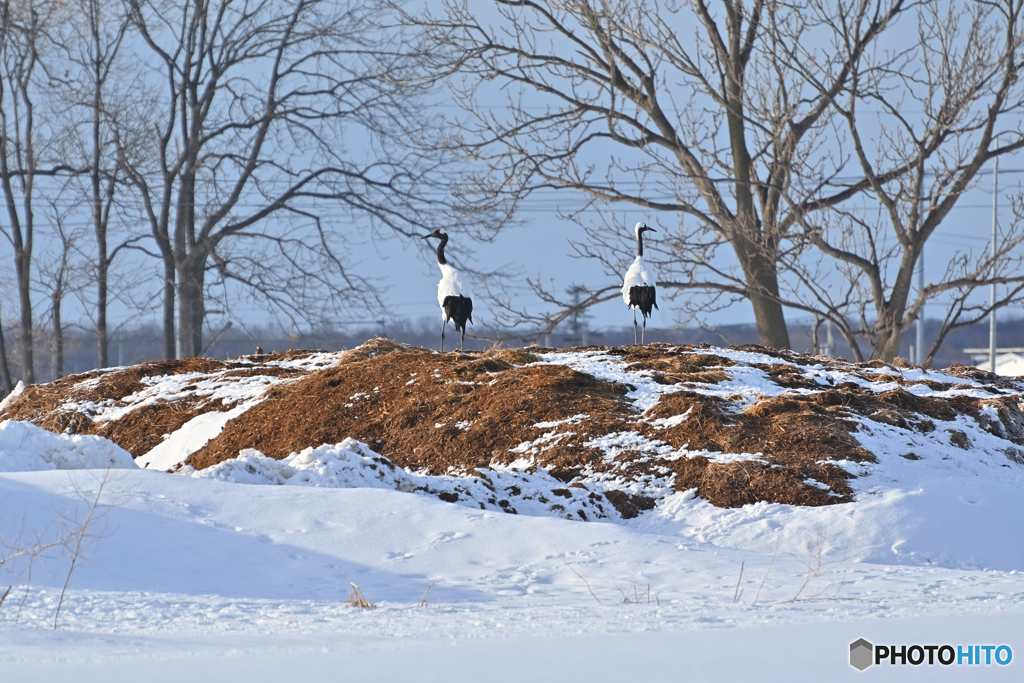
[386,551,414,560]
[435,531,467,543]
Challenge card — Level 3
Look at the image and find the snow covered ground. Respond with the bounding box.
[3,465,1023,682]
[2,346,1023,680]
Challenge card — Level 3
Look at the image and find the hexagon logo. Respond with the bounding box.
[850,638,874,671]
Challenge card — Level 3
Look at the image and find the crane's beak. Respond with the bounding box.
[645,227,657,233]
[421,233,434,240]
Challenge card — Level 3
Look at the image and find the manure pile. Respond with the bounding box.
[4,339,1023,521]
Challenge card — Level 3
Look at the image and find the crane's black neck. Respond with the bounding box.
[636,230,645,258]
[435,233,449,266]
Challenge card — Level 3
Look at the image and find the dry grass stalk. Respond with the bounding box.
[562,557,602,605]
[1,469,120,628]
[2,521,74,623]
[54,468,117,629]
[417,584,433,607]
[616,580,655,605]
[782,535,849,604]
[346,582,376,610]
[733,560,745,603]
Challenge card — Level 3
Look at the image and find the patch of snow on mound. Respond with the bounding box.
[189,438,417,490]
[539,350,684,411]
[539,348,803,410]
[56,352,344,426]
[186,439,635,521]
[73,370,286,423]
[136,400,260,471]
[0,419,137,472]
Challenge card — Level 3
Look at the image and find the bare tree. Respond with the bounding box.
[0,0,42,384]
[45,0,131,369]
[0,0,70,384]
[782,0,1024,364]
[40,220,74,380]
[397,0,910,349]
[33,193,91,380]
[119,0,459,359]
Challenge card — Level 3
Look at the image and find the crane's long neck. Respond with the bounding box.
[435,235,449,266]
[636,230,644,258]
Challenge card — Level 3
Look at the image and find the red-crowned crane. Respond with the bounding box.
[422,228,473,352]
[622,222,658,345]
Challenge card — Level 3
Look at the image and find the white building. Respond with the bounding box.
[971,352,1024,377]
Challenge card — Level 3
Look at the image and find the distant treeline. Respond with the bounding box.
[3,316,1016,387]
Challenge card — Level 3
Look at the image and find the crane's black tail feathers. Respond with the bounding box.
[442,295,474,333]
[627,285,658,319]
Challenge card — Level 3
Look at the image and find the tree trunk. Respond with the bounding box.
[869,250,919,362]
[162,258,176,359]
[171,154,198,357]
[870,302,911,362]
[748,286,791,351]
[96,256,108,367]
[870,327,907,363]
[0,302,13,395]
[93,85,108,369]
[15,247,34,384]
[52,289,63,379]
[735,238,791,350]
[720,42,791,350]
[176,254,206,358]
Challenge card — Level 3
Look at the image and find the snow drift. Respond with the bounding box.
[0,419,136,472]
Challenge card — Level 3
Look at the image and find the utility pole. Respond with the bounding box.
[916,196,925,365]
[990,155,999,373]
[566,285,588,347]
[916,249,924,365]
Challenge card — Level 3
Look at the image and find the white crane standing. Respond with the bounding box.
[422,228,473,352]
[621,222,658,345]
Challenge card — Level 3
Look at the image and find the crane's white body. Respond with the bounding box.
[437,263,471,309]
[621,221,658,345]
[621,256,654,304]
[422,228,474,352]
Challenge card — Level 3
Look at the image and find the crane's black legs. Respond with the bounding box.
[440,318,446,353]
[632,308,638,345]
[642,317,646,345]
[460,326,466,352]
